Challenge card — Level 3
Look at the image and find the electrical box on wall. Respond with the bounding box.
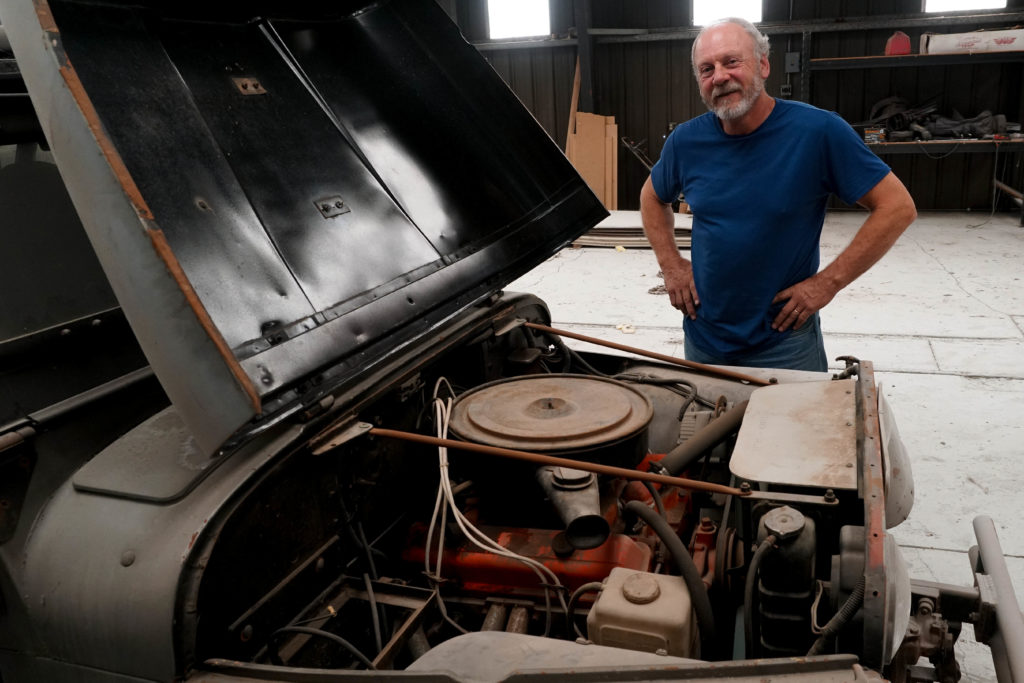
[785,52,801,73]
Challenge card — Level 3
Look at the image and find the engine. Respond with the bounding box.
[180,301,945,681]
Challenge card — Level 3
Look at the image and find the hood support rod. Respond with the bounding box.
[523,322,773,387]
[369,427,749,497]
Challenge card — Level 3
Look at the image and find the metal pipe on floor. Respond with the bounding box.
[994,179,1023,201]
[973,515,1024,682]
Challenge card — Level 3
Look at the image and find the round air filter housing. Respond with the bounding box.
[449,374,653,468]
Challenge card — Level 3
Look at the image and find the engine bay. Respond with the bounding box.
[3,1,1020,679]
[179,295,963,682]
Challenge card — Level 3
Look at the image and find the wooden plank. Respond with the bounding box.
[608,121,619,210]
[604,124,613,208]
[565,56,580,155]
[575,112,609,203]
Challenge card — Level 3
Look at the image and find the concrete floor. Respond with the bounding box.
[509,209,1024,682]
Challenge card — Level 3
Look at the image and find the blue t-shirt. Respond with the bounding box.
[651,99,890,358]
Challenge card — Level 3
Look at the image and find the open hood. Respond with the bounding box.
[2,0,607,453]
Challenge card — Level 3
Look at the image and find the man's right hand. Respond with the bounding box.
[641,176,700,321]
[663,260,700,320]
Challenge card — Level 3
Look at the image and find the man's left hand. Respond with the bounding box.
[771,273,838,331]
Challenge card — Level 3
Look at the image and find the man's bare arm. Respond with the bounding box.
[640,176,700,319]
[772,171,917,331]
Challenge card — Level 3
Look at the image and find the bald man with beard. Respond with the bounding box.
[640,17,916,371]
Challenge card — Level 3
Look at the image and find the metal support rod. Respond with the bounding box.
[0,367,155,453]
[369,427,749,498]
[573,0,595,113]
[994,179,1022,201]
[972,516,1024,683]
[524,322,772,386]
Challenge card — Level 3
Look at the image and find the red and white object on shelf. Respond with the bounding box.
[920,28,1024,54]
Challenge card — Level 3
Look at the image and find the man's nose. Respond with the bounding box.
[711,64,730,85]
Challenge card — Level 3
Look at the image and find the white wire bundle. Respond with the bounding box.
[423,377,569,635]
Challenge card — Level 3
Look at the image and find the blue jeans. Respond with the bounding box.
[684,313,828,372]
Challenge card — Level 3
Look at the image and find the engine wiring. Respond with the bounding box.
[543,333,717,412]
[424,377,571,637]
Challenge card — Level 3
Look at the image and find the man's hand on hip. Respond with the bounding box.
[771,272,838,331]
[664,260,701,320]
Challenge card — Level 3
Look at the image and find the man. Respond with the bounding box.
[640,17,916,371]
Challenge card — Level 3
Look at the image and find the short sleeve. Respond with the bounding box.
[650,130,682,204]
[822,112,891,205]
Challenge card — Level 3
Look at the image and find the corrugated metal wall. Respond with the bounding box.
[457,0,1024,212]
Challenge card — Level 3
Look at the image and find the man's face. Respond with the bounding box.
[693,23,768,121]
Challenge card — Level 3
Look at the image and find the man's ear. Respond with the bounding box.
[760,54,770,79]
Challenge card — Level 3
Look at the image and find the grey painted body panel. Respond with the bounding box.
[18,413,303,680]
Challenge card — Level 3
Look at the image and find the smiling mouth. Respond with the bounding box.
[714,88,741,100]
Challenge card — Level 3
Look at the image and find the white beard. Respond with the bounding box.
[706,75,764,121]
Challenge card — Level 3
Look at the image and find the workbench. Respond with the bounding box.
[866,139,1024,225]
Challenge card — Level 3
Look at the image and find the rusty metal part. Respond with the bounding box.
[713,395,728,418]
[448,375,652,451]
[689,517,718,590]
[888,596,960,683]
[481,603,509,631]
[855,361,891,669]
[369,427,750,497]
[523,322,772,386]
[833,356,861,380]
[505,606,530,634]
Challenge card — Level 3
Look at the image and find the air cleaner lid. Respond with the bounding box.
[449,375,653,453]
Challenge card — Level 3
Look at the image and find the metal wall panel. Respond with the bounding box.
[483,46,578,150]
[460,0,1024,211]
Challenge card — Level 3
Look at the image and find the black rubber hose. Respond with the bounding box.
[743,534,777,658]
[625,500,715,657]
[658,400,749,476]
[641,481,667,520]
[566,581,605,639]
[270,625,377,670]
[807,576,866,656]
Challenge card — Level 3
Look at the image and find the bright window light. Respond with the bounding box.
[925,0,1005,11]
[692,0,762,27]
[487,0,550,40]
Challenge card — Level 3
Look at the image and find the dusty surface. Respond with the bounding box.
[510,210,1024,682]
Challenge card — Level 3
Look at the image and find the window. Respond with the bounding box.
[925,0,1006,10]
[692,0,762,27]
[487,0,550,40]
